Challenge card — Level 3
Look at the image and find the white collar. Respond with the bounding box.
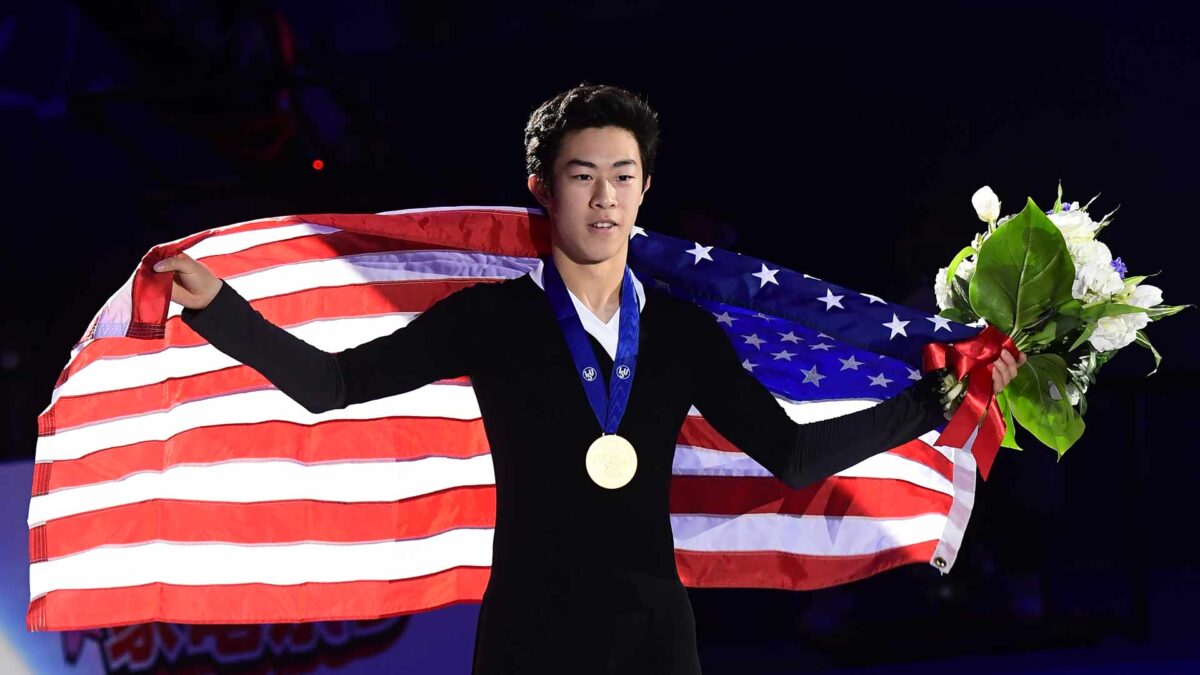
[528,258,646,361]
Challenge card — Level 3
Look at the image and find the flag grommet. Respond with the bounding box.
[933,556,948,569]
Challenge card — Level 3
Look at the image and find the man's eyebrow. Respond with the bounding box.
[565,158,639,169]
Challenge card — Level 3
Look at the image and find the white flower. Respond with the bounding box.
[971,230,992,251]
[1067,239,1112,268]
[972,186,1001,224]
[934,266,953,311]
[1072,261,1124,302]
[1125,284,1163,308]
[1048,205,1099,245]
[1088,312,1149,351]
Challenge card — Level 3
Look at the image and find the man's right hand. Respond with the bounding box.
[153,253,223,310]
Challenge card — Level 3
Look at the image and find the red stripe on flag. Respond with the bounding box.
[39,417,489,493]
[35,486,497,559]
[669,475,952,517]
[51,360,471,432]
[675,540,940,591]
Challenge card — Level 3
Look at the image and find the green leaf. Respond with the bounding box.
[1135,330,1162,376]
[1069,320,1098,352]
[1052,181,1063,213]
[996,389,1023,451]
[1006,353,1085,458]
[1077,302,1152,321]
[938,307,970,323]
[1023,313,1083,350]
[1145,303,1193,320]
[1057,299,1084,318]
[969,198,1077,336]
[946,245,977,287]
[1122,273,1158,288]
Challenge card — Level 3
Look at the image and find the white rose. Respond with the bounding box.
[1067,239,1112,268]
[1126,284,1163,308]
[1047,206,1099,245]
[1088,312,1149,351]
[934,266,953,310]
[972,186,1001,224]
[1072,261,1124,302]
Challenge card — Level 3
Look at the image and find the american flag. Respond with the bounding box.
[28,206,982,631]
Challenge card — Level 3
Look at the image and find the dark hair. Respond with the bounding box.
[524,83,660,189]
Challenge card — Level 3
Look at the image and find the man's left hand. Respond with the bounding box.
[992,349,1027,395]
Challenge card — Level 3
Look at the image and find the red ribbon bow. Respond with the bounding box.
[921,325,1021,481]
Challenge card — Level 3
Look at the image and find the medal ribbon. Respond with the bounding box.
[542,257,640,435]
[922,324,1021,481]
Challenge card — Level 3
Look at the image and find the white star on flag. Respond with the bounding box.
[742,333,766,349]
[907,366,923,381]
[713,311,735,326]
[838,355,864,371]
[687,243,714,264]
[883,313,910,339]
[778,331,802,343]
[927,315,952,332]
[810,343,834,351]
[868,373,894,387]
[771,349,796,361]
[654,279,671,291]
[752,263,780,288]
[801,365,826,386]
[754,312,772,320]
[742,359,758,372]
[861,293,886,304]
[630,225,648,239]
[817,289,845,310]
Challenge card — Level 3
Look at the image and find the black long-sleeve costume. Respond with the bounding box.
[182,272,949,675]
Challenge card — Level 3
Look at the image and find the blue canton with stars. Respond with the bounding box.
[625,225,984,403]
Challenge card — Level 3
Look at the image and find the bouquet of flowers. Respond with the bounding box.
[933,184,1190,458]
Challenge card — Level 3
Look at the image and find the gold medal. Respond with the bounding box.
[585,434,638,489]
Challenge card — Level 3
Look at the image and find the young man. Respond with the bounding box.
[154,84,1024,674]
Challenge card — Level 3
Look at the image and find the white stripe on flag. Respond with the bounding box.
[36,385,482,462]
[185,223,341,259]
[672,446,953,494]
[670,511,948,556]
[28,455,496,526]
[29,528,495,598]
[57,313,419,399]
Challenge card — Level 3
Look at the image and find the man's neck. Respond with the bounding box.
[550,244,627,324]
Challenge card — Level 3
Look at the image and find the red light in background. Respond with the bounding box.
[311,159,325,171]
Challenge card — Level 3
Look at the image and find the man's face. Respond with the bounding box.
[528,125,651,265]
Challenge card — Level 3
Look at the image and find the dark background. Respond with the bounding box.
[3,1,1198,672]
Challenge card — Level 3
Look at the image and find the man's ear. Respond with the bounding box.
[527,174,552,209]
[639,174,652,204]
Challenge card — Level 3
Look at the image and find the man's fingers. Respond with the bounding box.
[153,253,200,274]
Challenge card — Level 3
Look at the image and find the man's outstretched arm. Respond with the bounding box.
[687,306,960,490]
[157,253,482,414]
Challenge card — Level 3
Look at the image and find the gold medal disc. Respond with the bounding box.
[585,434,638,489]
